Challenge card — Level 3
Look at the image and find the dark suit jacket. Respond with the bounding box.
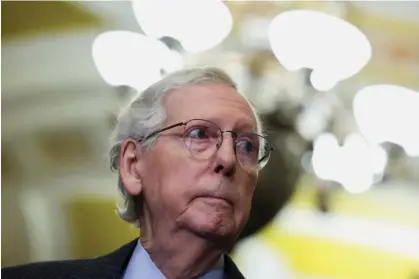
[2,239,246,279]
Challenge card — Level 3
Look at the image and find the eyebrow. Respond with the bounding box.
[204,116,257,133]
[233,121,257,133]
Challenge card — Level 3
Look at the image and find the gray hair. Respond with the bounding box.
[109,67,263,227]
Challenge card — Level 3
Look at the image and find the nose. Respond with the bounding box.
[213,132,236,177]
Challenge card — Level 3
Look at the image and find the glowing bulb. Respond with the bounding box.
[312,133,387,194]
[132,0,233,53]
[269,10,371,91]
[92,30,183,91]
[353,85,419,157]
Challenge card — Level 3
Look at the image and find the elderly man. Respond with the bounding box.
[2,67,273,279]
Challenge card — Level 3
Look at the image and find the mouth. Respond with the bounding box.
[196,195,233,206]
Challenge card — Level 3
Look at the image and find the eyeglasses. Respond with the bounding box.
[141,119,274,172]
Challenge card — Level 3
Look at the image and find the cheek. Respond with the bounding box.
[159,157,201,207]
[142,141,204,215]
[243,173,257,196]
[236,175,257,216]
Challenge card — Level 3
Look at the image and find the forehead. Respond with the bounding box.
[164,83,257,129]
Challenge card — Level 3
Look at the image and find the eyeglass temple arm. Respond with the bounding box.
[258,145,274,163]
[144,122,186,140]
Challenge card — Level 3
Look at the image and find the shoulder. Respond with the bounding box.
[1,259,85,279]
[224,254,247,279]
[1,257,122,279]
[2,239,139,279]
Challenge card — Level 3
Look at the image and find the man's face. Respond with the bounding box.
[137,83,258,241]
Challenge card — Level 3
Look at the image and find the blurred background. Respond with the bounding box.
[2,1,419,279]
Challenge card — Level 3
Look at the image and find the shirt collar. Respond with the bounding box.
[123,239,225,279]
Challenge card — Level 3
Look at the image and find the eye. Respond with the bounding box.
[236,133,261,154]
[187,127,211,139]
[236,139,255,153]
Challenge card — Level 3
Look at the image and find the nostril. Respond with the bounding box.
[215,165,224,173]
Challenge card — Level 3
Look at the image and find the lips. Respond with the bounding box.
[196,195,233,206]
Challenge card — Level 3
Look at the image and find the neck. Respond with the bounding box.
[140,227,224,279]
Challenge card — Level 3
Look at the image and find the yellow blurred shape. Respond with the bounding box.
[256,183,419,279]
[1,1,101,40]
[262,226,418,279]
[66,196,138,258]
[291,185,419,229]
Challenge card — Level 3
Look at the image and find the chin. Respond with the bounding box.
[178,201,243,243]
[190,219,239,244]
[196,230,238,248]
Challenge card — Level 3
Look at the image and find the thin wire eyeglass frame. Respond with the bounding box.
[138,119,274,171]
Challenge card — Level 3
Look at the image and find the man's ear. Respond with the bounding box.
[119,139,144,196]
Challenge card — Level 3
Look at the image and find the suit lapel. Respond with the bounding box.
[91,239,139,278]
[224,254,246,279]
[90,239,245,279]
